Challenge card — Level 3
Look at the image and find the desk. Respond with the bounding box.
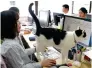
[22,33,91,68]
[22,25,91,68]
[21,25,33,31]
[83,50,92,68]
[66,60,91,68]
[83,50,92,60]
[23,34,36,48]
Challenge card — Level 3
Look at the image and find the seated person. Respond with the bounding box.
[79,7,88,18]
[9,7,32,49]
[9,7,38,61]
[9,7,21,33]
[9,7,25,47]
[62,4,69,15]
[1,10,56,68]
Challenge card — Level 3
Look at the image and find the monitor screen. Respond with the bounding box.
[63,15,91,46]
[39,10,50,27]
[53,12,64,26]
[89,33,92,46]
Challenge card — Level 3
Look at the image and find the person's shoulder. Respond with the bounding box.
[1,39,21,55]
[64,13,72,16]
[2,38,19,45]
[1,39,19,50]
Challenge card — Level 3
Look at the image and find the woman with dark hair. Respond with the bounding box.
[79,7,88,18]
[1,10,56,68]
[9,7,37,57]
[9,7,19,14]
[9,7,20,33]
[1,10,18,39]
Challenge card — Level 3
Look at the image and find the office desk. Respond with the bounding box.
[22,29,91,68]
[23,34,36,48]
[22,33,91,68]
[66,60,91,68]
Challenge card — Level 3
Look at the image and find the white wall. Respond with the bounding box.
[0,0,91,16]
[0,0,34,17]
[73,1,90,14]
[38,0,72,14]
[16,0,34,17]
[0,0,11,11]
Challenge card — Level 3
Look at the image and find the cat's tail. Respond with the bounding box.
[28,3,41,35]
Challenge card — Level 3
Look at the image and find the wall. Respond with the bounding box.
[0,0,34,17]
[73,1,90,14]
[0,0,91,16]
[38,0,72,14]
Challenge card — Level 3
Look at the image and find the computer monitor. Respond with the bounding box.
[63,15,91,46]
[53,12,64,26]
[39,10,51,27]
[86,14,92,20]
[89,33,92,47]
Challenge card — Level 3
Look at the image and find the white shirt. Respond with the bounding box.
[63,12,71,16]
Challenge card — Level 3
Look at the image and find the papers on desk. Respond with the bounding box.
[21,25,33,30]
[83,50,92,59]
[43,47,62,59]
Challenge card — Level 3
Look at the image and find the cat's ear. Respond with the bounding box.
[83,30,85,32]
[77,26,80,30]
[83,30,86,37]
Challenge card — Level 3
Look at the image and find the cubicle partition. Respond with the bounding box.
[62,15,91,46]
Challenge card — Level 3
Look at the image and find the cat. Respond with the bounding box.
[28,3,86,64]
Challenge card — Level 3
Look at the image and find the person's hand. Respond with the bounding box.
[41,59,56,67]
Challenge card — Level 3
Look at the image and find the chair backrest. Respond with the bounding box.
[1,55,13,68]
[1,55,7,68]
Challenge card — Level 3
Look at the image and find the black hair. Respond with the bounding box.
[62,4,69,10]
[79,7,88,14]
[9,7,19,20]
[9,7,19,13]
[1,10,18,40]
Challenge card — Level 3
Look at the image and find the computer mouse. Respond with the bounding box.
[29,37,35,41]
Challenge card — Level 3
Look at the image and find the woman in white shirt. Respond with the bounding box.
[1,10,56,68]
